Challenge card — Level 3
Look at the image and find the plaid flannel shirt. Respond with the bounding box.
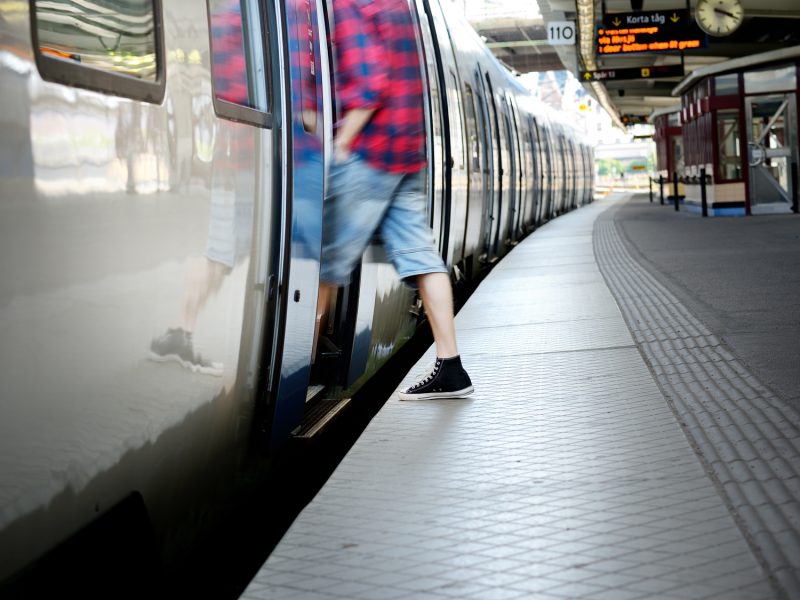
[333,0,426,174]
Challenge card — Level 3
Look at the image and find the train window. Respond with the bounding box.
[208,0,272,126]
[448,70,465,170]
[463,83,480,171]
[30,0,165,102]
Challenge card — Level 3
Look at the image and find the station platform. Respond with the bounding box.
[242,194,800,600]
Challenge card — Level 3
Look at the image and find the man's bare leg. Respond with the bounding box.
[416,272,458,358]
[398,272,471,399]
[312,282,336,363]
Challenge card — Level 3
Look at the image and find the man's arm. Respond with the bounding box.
[333,107,376,161]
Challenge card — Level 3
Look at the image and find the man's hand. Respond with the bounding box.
[333,107,376,163]
[333,139,351,163]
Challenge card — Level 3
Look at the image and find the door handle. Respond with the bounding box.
[748,141,766,167]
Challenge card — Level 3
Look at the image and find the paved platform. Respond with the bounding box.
[242,195,800,600]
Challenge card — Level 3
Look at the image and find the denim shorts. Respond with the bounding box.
[320,154,447,287]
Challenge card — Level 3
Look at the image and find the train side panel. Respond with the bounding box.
[0,0,279,581]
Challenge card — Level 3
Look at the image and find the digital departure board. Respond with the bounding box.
[598,9,706,55]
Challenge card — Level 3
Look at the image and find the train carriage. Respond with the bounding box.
[0,0,592,591]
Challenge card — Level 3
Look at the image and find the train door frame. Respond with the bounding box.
[476,71,499,264]
[483,73,504,261]
[567,138,576,209]
[417,0,468,266]
[528,115,541,228]
[555,132,565,215]
[509,95,530,237]
[500,96,517,247]
[412,0,447,248]
[446,67,469,268]
[462,81,485,272]
[544,123,558,221]
[471,73,494,269]
[264,0,329,446]
[505,91,524,245]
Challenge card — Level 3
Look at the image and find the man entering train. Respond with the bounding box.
[317,0,473,400]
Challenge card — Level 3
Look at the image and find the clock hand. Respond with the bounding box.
[713,7,737,18]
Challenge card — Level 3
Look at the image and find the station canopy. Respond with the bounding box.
[467,0,800,128]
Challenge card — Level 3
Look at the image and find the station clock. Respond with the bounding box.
[695,0,745,36]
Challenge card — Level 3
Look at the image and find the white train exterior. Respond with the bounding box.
[0,0,592,589]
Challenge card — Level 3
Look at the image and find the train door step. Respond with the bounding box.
[292,396,351,439]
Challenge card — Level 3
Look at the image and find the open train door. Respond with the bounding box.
[260,0,328,447]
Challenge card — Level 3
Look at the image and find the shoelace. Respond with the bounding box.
[410,359,442,390]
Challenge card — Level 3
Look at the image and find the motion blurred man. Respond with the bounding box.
[318,0,472,400]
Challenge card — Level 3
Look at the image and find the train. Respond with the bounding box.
[0,0,593,593]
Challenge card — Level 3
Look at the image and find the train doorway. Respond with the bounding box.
[746,94,798,214]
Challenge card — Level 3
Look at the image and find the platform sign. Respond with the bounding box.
[580,64,685,82]
[547,21,576,46]
[598,9,705,55]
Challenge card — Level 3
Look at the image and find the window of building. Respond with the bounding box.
[31,0,164,102]
[714,74,739,96]
[717,110,741,181]
[208,0,271,126]
[744,65,796,95]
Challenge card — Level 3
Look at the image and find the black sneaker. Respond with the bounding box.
[398,355,474,400]
[149,328,223,377]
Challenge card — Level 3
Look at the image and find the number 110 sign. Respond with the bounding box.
[547,21,576,45]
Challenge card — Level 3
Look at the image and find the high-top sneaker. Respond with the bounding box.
[398,355,473,400]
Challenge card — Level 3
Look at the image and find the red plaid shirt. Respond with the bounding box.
[333,0,426,173]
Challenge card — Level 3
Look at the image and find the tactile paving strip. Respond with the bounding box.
[594,203,800,599]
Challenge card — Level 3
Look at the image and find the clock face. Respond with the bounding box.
[696,0,745,37]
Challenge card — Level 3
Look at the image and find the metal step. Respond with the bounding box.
[293,396,351,439]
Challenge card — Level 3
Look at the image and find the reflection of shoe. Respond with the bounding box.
[149,328,223,377]
[398,355,473,401]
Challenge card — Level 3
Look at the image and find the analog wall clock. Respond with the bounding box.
[695,0,745,37]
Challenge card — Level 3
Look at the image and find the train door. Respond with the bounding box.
[554,133,564,215]
[482,74,503,261]
[508,95,526,238]
[420,0,468,266]
[567,139,576,209]
[500,98,517,247]
[267,0,328,445]
[542,127,558,220]
[528,115,541,228]
[446,68,468,266]
[413,0,446,246]
[746,94,798,214]
[476,72,499,264]
[462,82,485,270]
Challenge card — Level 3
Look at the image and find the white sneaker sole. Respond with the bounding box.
[398,385,474,401]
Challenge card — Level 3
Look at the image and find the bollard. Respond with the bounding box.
[793,162,799,214]
[649,177,653,203]
[673,171,679,211]
[700,167,708,217]
[659,175,664,205]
